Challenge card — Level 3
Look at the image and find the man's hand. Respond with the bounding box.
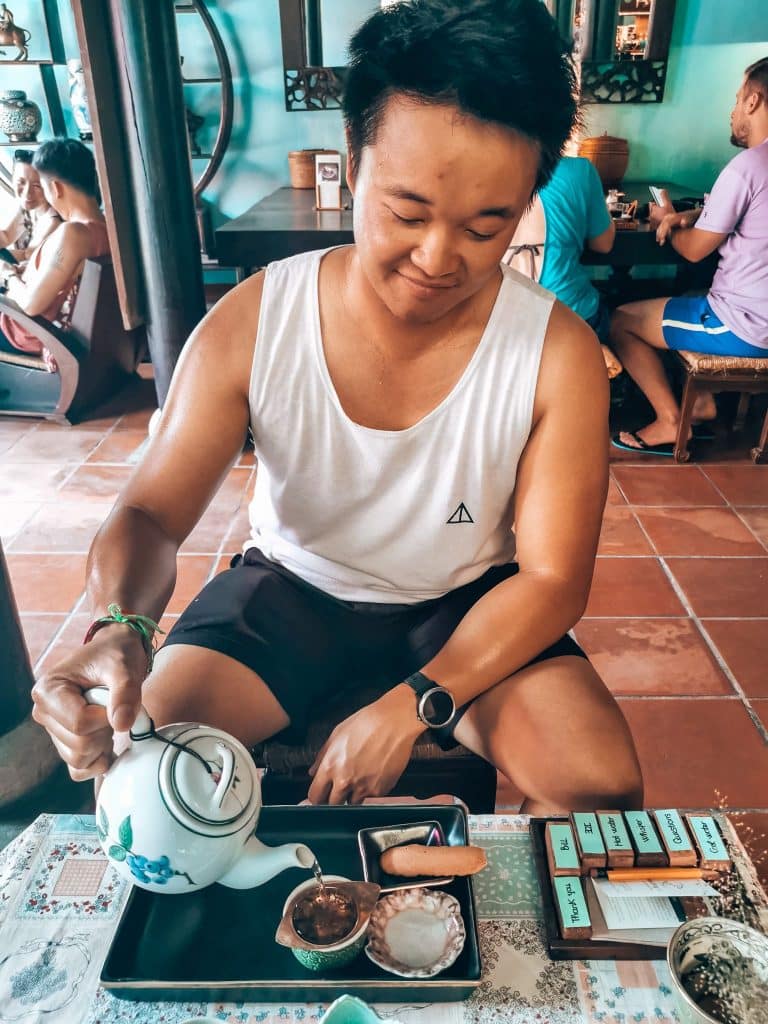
[655,210,695,246]
[307,686,425,805]
[647,188,675,229]
[31,626,149,782]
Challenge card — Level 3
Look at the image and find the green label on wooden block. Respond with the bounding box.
[656,809,693,851]
[687,815,728,860]
[625,811,664,854]
[598,812,633,850]
[553,876,590,929]
[572,813,606,856]
[549,823,580,870]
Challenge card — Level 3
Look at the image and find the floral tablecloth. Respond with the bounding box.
[0,813,765,1024]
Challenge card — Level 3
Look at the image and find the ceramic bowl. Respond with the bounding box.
[365,888,465,978]
[667,916,768,1023]
[281,875,369,972]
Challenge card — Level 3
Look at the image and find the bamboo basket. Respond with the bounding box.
[288,149,339,189]
[577,133,630,187]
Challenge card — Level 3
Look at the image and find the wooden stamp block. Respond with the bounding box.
[652,809,697,866]
[545,821,581,877]
[624,810,668,867]
[570,812,607,872]
[685,814,731,872]
[552,875,592,940]
[597,811,635,867]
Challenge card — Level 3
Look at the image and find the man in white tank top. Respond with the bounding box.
[33,0,642,816]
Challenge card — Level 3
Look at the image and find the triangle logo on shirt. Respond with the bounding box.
[447,502,474,524]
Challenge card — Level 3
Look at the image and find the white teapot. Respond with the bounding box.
[85,687,315,894]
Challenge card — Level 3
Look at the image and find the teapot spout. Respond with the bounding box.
[218,835,316,890]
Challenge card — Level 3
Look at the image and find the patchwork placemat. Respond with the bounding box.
[0,813,763,1024]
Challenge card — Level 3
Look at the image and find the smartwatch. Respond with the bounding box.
[404,671,456,730]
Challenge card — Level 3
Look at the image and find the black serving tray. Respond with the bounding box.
[101,804,481,1003]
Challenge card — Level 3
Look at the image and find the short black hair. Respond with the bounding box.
[745,56,768,104]
[342,0,579,191]
[33,137,100,202]
[13,149,34,166]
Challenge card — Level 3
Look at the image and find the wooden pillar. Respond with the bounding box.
[594,0,618,61]
[0,541,59,806]
[107,0,206,406]
[0,541,32,735]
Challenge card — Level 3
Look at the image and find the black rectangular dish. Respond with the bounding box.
[100,804,481,1003]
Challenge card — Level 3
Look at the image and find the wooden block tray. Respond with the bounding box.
[530,816,668,960]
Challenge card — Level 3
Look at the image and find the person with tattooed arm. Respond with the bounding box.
[0,138,109,373]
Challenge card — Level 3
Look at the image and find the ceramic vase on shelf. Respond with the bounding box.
[0,90,42,143]
[67,60,93,142]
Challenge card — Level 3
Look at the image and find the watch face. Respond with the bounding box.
[420,688,456,729]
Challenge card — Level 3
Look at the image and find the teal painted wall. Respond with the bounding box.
[582,0,767,191]
[1,1,766,220]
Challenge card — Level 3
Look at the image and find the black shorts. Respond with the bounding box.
[163,547,588,749]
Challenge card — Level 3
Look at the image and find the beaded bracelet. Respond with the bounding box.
[83,603,165,674]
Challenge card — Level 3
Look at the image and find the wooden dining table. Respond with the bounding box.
[214,181,713,300]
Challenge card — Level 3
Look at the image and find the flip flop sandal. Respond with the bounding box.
[611,431,675,457]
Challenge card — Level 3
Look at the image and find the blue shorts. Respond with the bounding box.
[662,296,768,357]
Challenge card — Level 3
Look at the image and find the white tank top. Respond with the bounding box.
[246,247,554,604]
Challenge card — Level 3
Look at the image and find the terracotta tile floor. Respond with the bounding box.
[2,405,767,875]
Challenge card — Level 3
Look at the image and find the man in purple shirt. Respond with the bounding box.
[611,57,768,456]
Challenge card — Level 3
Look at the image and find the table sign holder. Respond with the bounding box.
[316,153,342,210]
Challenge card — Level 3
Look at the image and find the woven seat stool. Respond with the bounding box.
[252,687,497,813]
[674,350,768,464]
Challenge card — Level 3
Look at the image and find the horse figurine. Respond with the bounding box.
[0,6,31,61]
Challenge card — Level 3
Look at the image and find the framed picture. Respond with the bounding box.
[315,152,341,209]
[618,0,653,15]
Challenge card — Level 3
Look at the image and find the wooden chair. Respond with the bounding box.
[0,258,141,424]
[252,686,498,814]
[673,350,768,464]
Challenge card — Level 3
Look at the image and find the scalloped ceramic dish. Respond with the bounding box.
[365,888,466,979]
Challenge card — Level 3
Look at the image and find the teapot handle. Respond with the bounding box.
[84,686,153,737]
[213,741,236,808]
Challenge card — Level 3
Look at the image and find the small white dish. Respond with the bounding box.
[365,888,465,979]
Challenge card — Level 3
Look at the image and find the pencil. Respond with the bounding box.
[592,867,704,881]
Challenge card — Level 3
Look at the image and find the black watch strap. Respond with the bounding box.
[404,671,456,730]
[404,670,439,697]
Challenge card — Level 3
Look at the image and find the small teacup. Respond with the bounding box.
[276,875,380,972]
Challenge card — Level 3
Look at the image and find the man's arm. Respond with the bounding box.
[5,222,91,314]
[308,303,609,803]
[85,274,262,624]
[659,214,726,263]
[31,273,263,767]
[410,303,608,704]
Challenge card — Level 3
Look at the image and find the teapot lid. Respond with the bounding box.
[158,727,257,836]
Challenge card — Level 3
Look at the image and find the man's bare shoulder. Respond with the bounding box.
[534,299,609,418]
[198,269,265,348]
[176,270,266,389]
